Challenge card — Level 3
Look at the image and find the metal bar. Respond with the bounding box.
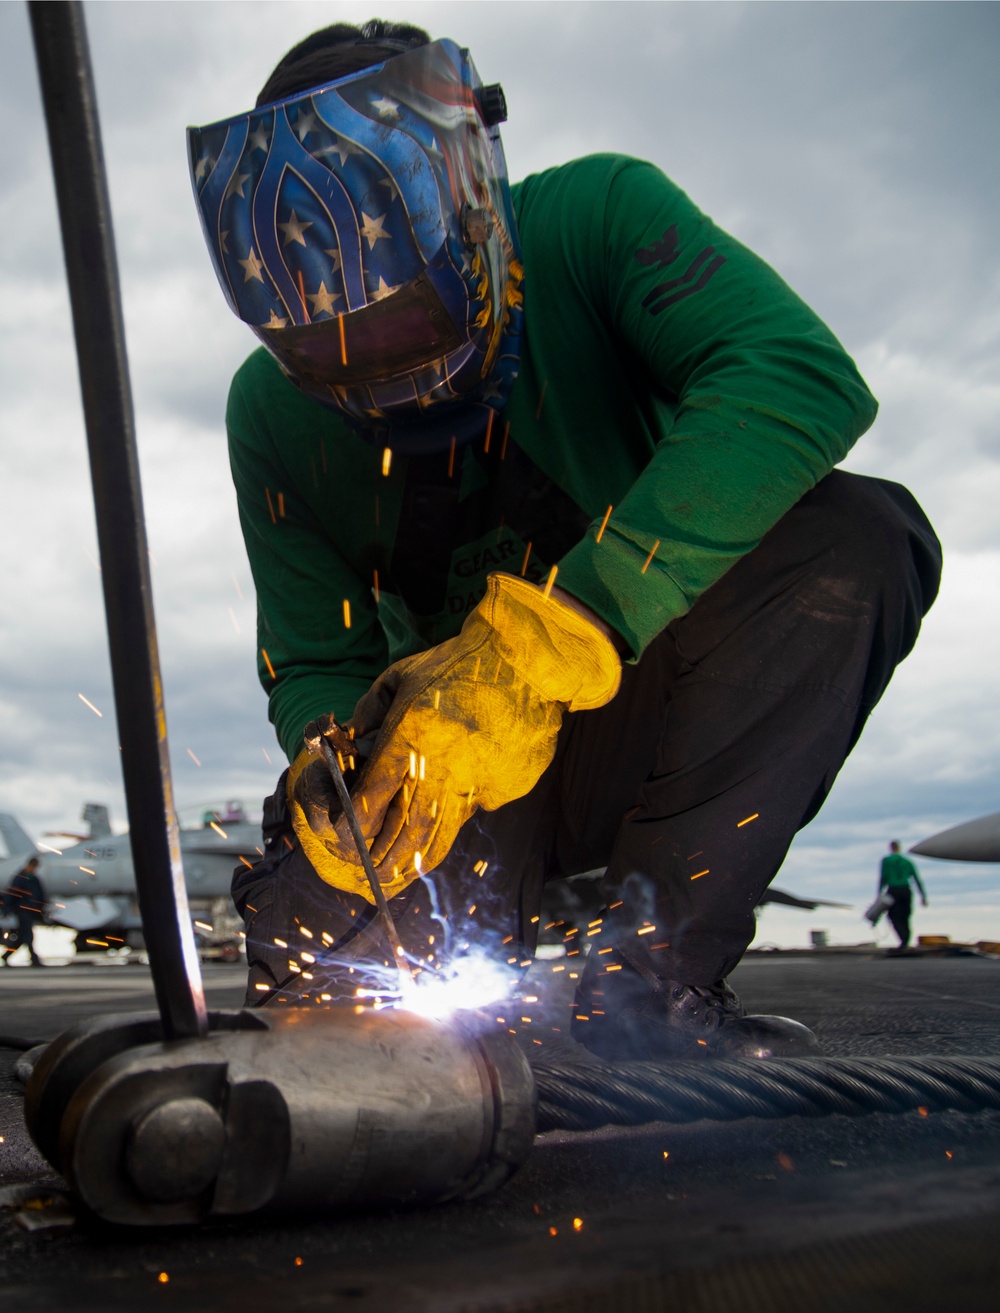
[312,736,412,981]
[28,1,207,1039]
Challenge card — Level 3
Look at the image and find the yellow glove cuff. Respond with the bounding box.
[478,573,622,711]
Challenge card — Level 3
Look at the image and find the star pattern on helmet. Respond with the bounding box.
[369,274,400,302]
[278,209,314,247]
[318,137,357,167]
[324,247,343,273]
[225,170,251,200]
[194,154,211,183]
[249,123,270,153]
[263,309,289,328]
[294,110,319,142]
[307,281,342,316]
[360,212,392,250]
[238,248,265,283]
[371,95,401,121]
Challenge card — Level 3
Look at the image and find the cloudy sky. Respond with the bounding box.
[0,1,996,947]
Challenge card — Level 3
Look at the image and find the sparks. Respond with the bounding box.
[542,564,559,598]
[343,599,352,629]
[641,540,660,574]
[595,505,613,543]
[78,693,102,718]
[737,813,759,827]
[382,447,392,477]
[210,821,228,839]
[261,648,276,680]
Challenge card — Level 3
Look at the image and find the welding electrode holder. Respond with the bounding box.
[24,1005,537,1227]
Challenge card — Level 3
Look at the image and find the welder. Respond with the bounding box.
[190,20,941,1060]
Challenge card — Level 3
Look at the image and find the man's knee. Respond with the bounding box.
[807,472,941,619]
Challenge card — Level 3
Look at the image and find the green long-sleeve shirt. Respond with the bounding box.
[880,853,927,899]
[227,154,878,762]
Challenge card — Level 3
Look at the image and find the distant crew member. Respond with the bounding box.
[1,856,47,968]
[879,841,927,949]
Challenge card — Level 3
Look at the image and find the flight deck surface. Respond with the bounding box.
[3,953,1000,1311]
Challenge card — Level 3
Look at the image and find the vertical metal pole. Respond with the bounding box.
[29,1,207,1039]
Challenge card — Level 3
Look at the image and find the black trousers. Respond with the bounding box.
[235,471,941,1005]
[2,914,43,965]
[887,886,914,948]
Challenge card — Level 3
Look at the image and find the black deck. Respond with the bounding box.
[3,953,1000,1311]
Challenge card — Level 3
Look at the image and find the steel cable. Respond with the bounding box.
[529,1054,1000,1132]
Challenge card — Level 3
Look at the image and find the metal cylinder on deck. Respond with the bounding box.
[34,1006,536,1226]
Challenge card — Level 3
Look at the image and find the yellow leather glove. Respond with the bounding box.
[287,572,621,902]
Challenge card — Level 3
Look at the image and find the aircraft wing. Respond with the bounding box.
[759,887,853,911]
[910,812,1000,862]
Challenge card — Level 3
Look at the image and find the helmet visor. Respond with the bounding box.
[269,272,464,387]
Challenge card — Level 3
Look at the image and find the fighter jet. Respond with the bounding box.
[0,802,263,955]
[911,812,1000,863]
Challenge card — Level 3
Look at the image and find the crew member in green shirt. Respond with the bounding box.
[190,20,941,1059]
[880,841,928,949]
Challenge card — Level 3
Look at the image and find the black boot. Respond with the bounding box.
[571,948,821,1061]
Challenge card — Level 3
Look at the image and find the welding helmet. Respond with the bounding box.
[188,39,523,448]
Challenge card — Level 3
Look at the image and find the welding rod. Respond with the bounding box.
[312,735,413,981]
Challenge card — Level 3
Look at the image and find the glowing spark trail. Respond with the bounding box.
[78,693,102,717]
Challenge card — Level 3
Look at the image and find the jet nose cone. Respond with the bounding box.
[911,811,1000,862]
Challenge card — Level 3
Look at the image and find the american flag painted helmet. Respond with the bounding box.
[188,39,523,431]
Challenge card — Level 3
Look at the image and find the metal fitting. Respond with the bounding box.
[27,1006,536,1226]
